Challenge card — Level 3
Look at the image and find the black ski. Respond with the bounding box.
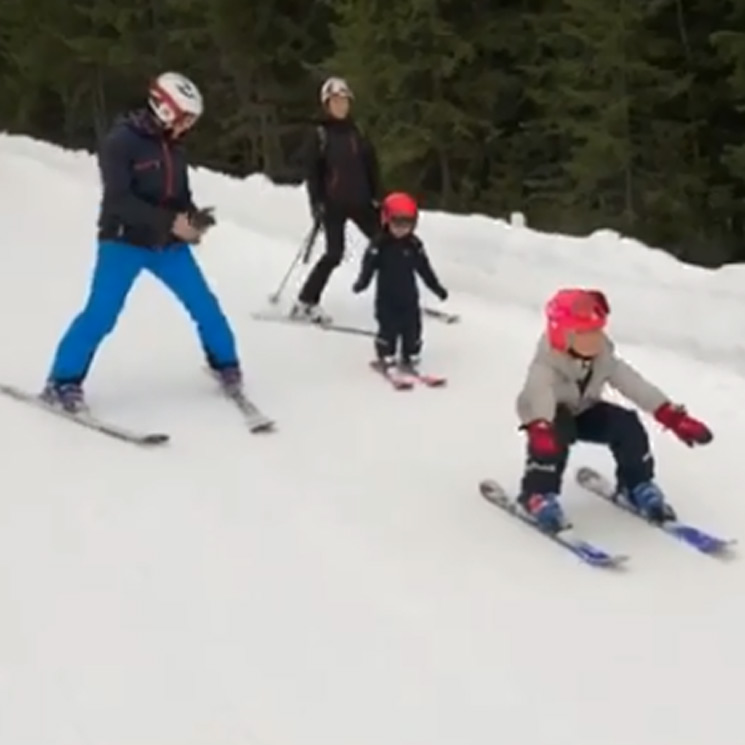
[203,369,275,433]
[222,389,276,432]
[423,307,460,324]
[251,310,375,337]
[0,383,169,446]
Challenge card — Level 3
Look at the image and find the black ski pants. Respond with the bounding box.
[298,204,379,305]
[521,402,654,496]
[375,304,422,361]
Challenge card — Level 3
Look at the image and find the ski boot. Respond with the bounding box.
[40,380,87,414]
[517,492,568,533]
[398,355,420,374]
[371,354,396,372]
[210,364,244,398]
[624,481,676,523]
[290,301,332,324]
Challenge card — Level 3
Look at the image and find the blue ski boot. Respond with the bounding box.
[40,380,87,414]
[518,492,568,533]
[625,481,676,523]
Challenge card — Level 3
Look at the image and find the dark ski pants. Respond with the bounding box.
[375,304,422,361]
[298,204,379,305]
[47,240,238,384]
[521,402,654,496]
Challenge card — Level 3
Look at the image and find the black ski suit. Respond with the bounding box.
[352,231,447,362]
[298,117,383,305]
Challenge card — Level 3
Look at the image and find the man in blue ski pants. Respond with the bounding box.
[43,71,244,413]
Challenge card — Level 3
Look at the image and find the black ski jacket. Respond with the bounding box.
[304,117,382,212]
[352,231,447,310]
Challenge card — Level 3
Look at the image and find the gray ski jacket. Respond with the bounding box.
[516,333,669,424]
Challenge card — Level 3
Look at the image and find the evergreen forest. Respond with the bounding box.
[1,0,744,266]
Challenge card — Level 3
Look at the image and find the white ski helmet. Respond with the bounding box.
[148,71,204,126]
[320,76,353,104]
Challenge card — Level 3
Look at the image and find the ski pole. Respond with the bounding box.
[301,216,322,264]
[268,218,321,305]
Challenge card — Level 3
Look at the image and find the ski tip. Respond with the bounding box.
[593,555,630,569]
[608,553,631,566]
[571,538,630,568]
[701,539,737,558]
[142,433,170,445]
[250,421,276,433]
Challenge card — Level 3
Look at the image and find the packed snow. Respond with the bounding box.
[0,133,743,745]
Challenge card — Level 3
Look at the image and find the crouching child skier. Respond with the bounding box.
[352,192,447,375]
[41,71,245,413]
[515,287,713,533]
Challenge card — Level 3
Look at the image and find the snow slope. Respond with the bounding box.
[0,133,743,745]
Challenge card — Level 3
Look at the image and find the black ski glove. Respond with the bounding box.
[190,206,216,231]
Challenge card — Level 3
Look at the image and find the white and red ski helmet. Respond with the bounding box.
[148,71,204,127]
[320,76,353,104]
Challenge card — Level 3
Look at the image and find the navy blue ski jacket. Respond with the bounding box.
[96,108,196,248]
[352,231,447,310]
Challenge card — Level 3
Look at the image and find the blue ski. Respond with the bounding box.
[575,466,735,556]
[479,479,628,568]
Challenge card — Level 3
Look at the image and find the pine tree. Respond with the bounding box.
[322,0,510,210]
[710,0,745,259]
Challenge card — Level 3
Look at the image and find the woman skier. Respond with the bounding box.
[515,287,713,533]
[292,76,383,323]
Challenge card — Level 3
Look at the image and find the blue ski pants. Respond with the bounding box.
[48,240,238,383]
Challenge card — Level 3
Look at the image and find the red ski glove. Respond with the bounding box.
[523,419,561,457]
[654,403,713,447]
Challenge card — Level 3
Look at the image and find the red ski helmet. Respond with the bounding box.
[381,192,418,226]
[545,288,610,350]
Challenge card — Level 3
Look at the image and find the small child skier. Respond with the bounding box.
[515,287,713,533]
[352,192,448,371]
